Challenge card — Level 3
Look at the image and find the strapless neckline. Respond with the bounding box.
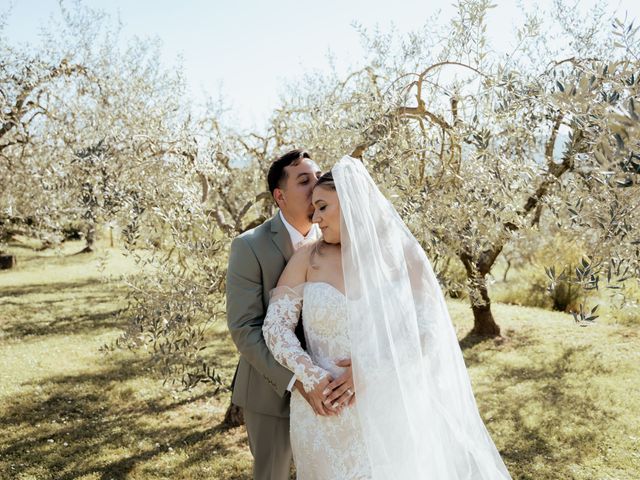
[305,281,346,298]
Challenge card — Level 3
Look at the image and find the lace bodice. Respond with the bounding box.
[263,281,371,479]
[262,282,349,392]
[301,282,350,376]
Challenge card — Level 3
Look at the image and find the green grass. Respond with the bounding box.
[1,240,639,479]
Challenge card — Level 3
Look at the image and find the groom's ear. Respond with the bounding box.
[273,187,284,208]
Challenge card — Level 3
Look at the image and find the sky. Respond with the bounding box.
[3,0,639,130]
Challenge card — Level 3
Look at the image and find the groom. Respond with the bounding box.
[226,149,324,480]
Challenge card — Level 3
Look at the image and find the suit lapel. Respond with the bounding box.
[270,211,294,262]
[271,211,307,350]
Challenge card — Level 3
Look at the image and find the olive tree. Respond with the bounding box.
[271,0,639,335]
[0,2,192,254]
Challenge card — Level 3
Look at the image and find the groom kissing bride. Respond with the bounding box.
[226,150,353,480]
[226,149,512,479]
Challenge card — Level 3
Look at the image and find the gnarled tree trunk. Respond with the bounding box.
[469,278,501,336]
[460,252,502,337]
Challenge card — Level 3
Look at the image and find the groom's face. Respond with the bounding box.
[275,158,322,221]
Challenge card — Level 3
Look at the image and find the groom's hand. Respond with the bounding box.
[323,359,355,409]
[295,378,339,416]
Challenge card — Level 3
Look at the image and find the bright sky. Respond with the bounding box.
[3,0,639,130]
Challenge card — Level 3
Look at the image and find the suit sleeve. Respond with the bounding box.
[226,235,295,397]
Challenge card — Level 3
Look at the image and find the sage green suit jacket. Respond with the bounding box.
[226,211,299,418]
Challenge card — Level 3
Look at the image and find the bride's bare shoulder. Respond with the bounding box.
[277,241,320,287]
[289,240,321,268]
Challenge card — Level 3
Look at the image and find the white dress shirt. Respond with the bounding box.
[279,210,321,250]
[278,211,321,392]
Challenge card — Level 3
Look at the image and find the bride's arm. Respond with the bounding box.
[262,244,332,394]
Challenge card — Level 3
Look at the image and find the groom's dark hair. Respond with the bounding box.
[267,149,312,195]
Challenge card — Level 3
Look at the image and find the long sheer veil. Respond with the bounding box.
[333,155,511,479]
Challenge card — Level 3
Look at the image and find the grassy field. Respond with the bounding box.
[0,240,639,479]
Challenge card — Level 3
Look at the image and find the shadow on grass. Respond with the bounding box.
[0,279,109,297]
[1,279,127,338]
[4,255,625,479]
[3,308,125,338]
[475,344,617,478]
[0,354,241,480]
[3,341,613,479]
[459,331,492,350]
[0,250,251,478]
[459,326,537,352]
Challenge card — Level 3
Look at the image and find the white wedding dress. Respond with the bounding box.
[263,156,512,480]
[263,281,371,480]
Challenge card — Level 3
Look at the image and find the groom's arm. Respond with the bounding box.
[226,235,295,398]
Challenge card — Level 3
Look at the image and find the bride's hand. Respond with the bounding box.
[303,375,339,416]
[323,358,355,408]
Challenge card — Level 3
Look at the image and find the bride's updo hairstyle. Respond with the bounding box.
[313,170,335,191]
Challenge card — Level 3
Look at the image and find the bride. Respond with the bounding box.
[262,155,512,479]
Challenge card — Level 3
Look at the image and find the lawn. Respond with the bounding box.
[0,241,638,479]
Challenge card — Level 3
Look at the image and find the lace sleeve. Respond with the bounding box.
[262,285,331,392]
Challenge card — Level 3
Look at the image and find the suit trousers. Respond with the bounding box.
[244,409,293,480]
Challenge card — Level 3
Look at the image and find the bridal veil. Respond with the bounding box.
[333,155,511,479]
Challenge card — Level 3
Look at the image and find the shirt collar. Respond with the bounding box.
[279,210,320,250]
